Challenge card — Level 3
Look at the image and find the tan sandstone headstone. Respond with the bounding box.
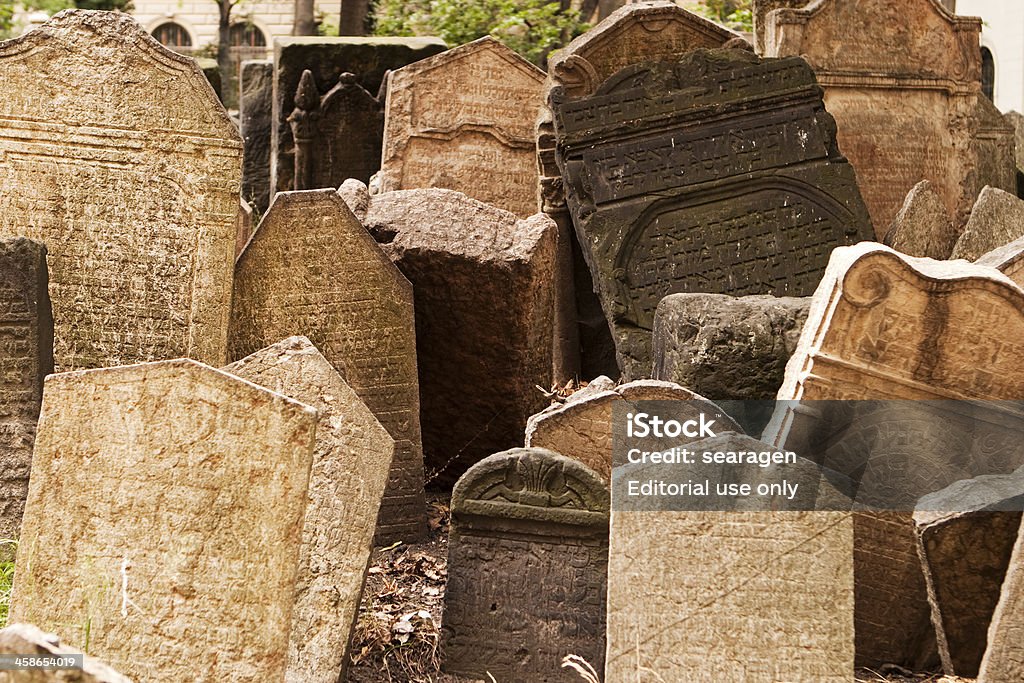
[9,359,317,682]
[976,234,1024,286]
[766,0,1016,232]
[978,519,1024,682]
[0,11,242,370]
[883,180,959,260]
[224,336,393,683]
[766,242,1024,668]
[379,37,544,218]
[951,186,1024,261]
[230,189,425,542]
[524,379,741,481]
[0,623,131,683]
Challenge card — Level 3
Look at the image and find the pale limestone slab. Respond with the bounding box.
[952,186,1024,261]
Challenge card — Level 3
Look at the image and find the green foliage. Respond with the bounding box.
[0,2,15,39]
[0,540,17,628]
[74,0,134,11]
[685,0,753,32]
[372,0,588,66]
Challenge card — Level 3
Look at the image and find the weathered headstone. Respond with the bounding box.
[914,468,1024,677]
[882,180,959,259]
[241,59,274,213]
[9,359,317,681]
[552,46,873,377]
[0,239,52,545]
[235,198,254,258]
[344,183,557,484]
[0,624,131,683]
[230,189,425,543]
[1008,111,1024,171]
[951,186,1024,261]
[379,37,544,218]
[539,1,738,379]
[0,11,242,371]
[979,514,1024,682]
[752,0,807,54]
[289,70,383,192]
[525,379,741,481]
[608,434,854,681]
[442,447,608,682]
[766,242,1024,668]
[224,336,393,683]
[652,293,810,401]
[766,0,1017,231]
[976,233,1024,286]
[272,37,446,196]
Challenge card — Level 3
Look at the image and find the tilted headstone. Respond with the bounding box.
[379,37,544,218]
[343,183,557,485]
[607,433,854,682]
[914,468,1024,677]
[539,1,738,378]
[766,0,1017,231]
[442,447,608,682]
[0,624,131,683]
[652,293,810,402]
[951,186,1024,261]
[552,46,873,377]
[240,59,274,213]
[224,336,393,683]
[271,37,446,196]
[882,180,959,260]
[766,243,1024,668]
[9,359,317,681]
[0,239,52,544]
[979,507,1024,682]
[230,189,425,542]
[525,379,741,481]
[976,233,1024,286]
[0,11,242,371]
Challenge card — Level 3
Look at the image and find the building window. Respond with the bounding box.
[229,23,267,48]
[152,22,192,48]
[981,47,995,102]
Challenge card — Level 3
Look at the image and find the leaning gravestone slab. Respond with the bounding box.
[766,243,1024,669]
[9,359,317,682]
[979,505,1024,682]
[272,37,446,196]
[882,180,958,260]
[0,11,242,371]
[442,447,608,682]
[0,623,131,683]
[230,189,425,543]
[552,47,873,377]
[951,186,1024,261]
[0,239,52,545]
[379,37,544,218]
[766,0,1016,231]
[224,336,393,683]
[976,234,1024,286]
[241,59,274,213]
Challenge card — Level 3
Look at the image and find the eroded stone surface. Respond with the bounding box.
[766,0,1017,232]
[241,59,274,213]
[347,186,557,485]
[0,11,242,371]
[0,239,51,544]
[442,448,608,682]
[979,511,1024,682]
[552,46,872,376]
[976,233,1024,286]
[883,180,959,259]
[230,189,424,543]
[380,37,544,218]
[10,359,317,682]
[652,293,810,401]
[224,336,393,683]
[0,624,131,683]
[952,186,1024,261]
[524,379,741,481]
[272,37,446,195]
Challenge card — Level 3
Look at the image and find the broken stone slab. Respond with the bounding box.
[951,186,1024,261]
[883,180,959,259]
[442,447,608,682]
[224,336,393,683]
[652,293,810,402]
[525,379,741,482]
[241,59,274,214]
[914,467,1024,677]
[0,624,131,682]
[343,183,559,485]
[9,359,317,681]
[975,233,1024,286]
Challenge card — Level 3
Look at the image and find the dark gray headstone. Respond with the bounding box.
[442,447,608,682]
[552,47,874,377]
[241,60,273,213]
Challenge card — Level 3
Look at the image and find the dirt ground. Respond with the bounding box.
[347,495,974,683]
